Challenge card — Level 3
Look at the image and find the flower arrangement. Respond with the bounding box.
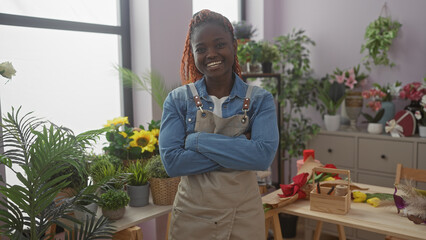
[361,88,386,123]
[399,80,426,102]
[414,95,426,127]
[103,117,160,160]
[332,64,368,90]
[0,61,16,82]
[318,75,346,115]
[372,81,402,102]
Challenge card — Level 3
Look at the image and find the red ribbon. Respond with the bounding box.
[278,172,309,199]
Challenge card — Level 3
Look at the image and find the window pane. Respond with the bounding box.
[1,0,119,26]
[193,0,239,23]
[0,25,122,184]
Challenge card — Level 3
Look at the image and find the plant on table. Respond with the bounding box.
[318,75,346,116]
[99,189,130,220]
[332,64,368,91]
[0,107,115,239]
[361,88,386,123]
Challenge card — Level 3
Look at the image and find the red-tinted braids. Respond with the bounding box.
[180,9,242,85]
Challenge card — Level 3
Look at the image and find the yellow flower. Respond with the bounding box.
[151,129,160,139]
[323,176,335,181]
[366,197,381,207]
[130,130,157,153]
[352,191,367,203]
[119,132,127,138]
[104,116,129,127]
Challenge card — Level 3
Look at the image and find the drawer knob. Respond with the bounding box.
[328,148,332,153]
[381,154,386,159]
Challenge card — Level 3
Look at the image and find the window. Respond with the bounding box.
[0,1,130,185]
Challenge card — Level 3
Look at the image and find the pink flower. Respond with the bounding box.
[373,101,382,111]
[362,90,370,99]
[345,76,358,89]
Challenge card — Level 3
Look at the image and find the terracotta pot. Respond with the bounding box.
[102,207,126,220]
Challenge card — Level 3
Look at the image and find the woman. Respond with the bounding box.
[159,9,279,240]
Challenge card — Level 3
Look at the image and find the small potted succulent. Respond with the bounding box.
[145,155,180,205]
[99,189,130,220]
[126,160,150,207]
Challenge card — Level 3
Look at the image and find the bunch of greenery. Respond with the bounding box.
[361,16,402,71]
[0,107,115,239]
[257,41,280,64]
[89,158,125,190]
[126,161,149,186]
[145,155,169,179]
[99,189,130,211]
[237,40,262,64]
[318,75,346,115]
[261,29,323,183]
[232,21,257,39]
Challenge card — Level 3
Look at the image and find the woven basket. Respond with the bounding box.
[150,177,181,205]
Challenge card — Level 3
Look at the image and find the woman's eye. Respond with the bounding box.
[217,42,226,48]
[196,47,206,53]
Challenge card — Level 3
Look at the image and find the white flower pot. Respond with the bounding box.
[324,114,341,131]
[419,126,426,138]
[367,123,383,134]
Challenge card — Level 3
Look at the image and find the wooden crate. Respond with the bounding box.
[309,167,351,215]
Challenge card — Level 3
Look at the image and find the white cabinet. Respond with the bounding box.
[304,129,426,240]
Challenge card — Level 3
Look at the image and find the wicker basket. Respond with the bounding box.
[150,177,181,205]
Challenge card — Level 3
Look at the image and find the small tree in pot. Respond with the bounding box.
[257,41,280,73]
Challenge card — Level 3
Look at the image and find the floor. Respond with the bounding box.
[268,217,339,240]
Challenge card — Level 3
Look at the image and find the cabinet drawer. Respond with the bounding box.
[358,138,413,174]
[308,135,355,168]
[358,172,395,188]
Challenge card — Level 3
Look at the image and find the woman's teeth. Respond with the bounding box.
[207,61,222,67]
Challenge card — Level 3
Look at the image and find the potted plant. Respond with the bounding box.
[370,81,401,125]
[257,41,280,73]
[414,95,426,137]
[237,40,262,73]
[232,20,257,42]
[361,15,402,71]
[145,155,180,205]
[361,89,386,134]
[318,75,346,131]
[0,107,115,239]
[99,188,130,220]
[125,160,150,207]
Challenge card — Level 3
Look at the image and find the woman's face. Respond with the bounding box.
[191,23,237,81]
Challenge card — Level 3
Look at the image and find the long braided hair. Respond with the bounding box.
[180,9,242,85]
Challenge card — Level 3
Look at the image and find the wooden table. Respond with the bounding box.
[96,201,172,239]
[264,183,425,240]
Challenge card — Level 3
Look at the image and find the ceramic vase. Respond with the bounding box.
[419,126,426,138]
[324,114,341,131]
[127,184,150,207]
[378,101,395,126]
[367,123,383,134]
[102,207,125,220]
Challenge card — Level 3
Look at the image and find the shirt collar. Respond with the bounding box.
[194,73,247,100]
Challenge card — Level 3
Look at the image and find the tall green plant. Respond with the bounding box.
[262,29,322,183]
[0,107,115,239]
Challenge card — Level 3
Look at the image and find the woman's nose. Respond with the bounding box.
[206,47,218,59]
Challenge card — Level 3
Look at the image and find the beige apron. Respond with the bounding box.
[168,83,265,240]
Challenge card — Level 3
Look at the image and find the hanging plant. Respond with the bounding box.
[361,15,402,71]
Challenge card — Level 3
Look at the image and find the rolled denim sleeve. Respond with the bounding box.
[185,92,279,171]
[159,92,222,177]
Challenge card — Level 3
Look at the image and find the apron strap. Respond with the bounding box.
[188,83,204,113]
[242,85,254,111]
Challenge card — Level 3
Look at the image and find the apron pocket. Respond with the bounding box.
[170,206,236,240]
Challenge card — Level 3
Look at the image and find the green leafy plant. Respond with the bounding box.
[257,41,280,64]
[0,107,114,239]
[126,161,149,186]
[99,189,130,211]
[361,16,402,71]
[362,109,385,123]
[318,76,346,115]
[261,29,322,183]
[145,155,169,179]
[232,21,257,39]
[237,40,262,64]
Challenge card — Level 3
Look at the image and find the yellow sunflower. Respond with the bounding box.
[104,116,129,127]
[118,132,127,138]
[151,128,160,139]
[130,130,157,153]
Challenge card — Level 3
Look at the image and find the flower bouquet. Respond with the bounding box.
[361,88,386,134]
[103,117,160,163]
[399,80,426,102]
[332,64,368,91]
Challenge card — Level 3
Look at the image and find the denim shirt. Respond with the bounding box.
[159,74,279,177]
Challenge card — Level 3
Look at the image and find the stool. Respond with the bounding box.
[113,226,143,240]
